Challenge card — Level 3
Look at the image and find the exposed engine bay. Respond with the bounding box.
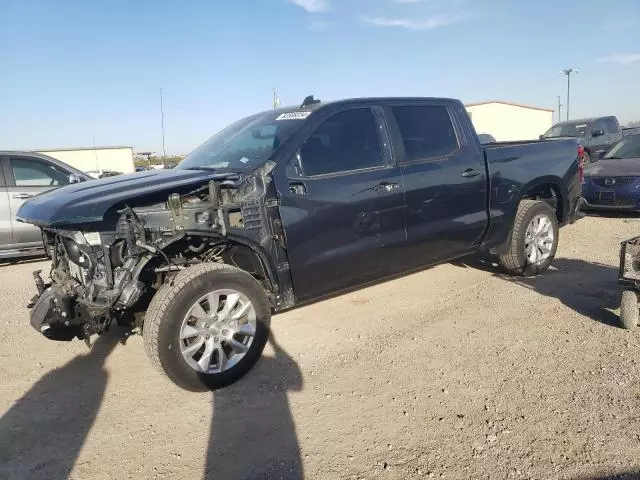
[28,164,292,343]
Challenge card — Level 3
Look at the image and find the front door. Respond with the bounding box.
[3,155,71,245]
[589,119,610,158]
[275,107,406,301]
[383,103,488,267]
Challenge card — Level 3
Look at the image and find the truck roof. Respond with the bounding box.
[555,116,615,125]
[272,96,461,115]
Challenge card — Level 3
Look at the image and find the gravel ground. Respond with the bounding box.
[2,215,640,480]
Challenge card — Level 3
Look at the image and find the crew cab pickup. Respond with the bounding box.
[18,96,585,391]
[541,116,623,163]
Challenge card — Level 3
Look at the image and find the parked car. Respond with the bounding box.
[0,151,88,259]
[541,116,623,164]
[583,134,640,211]
[18,96,584,391]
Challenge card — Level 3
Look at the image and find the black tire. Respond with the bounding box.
[620,289,639,330]
[499,200,559,277]
[143,263,271,392]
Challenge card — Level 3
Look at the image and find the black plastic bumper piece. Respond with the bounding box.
[29,286,81,342]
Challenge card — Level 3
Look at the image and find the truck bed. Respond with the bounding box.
[480,137,582,252]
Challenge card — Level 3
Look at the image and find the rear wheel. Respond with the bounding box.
[143,263,271,391]
[499,200,559,277]
[620,289,639,330]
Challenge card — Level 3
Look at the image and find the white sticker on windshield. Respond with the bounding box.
[276,111,312,121]
[239,157,250,164]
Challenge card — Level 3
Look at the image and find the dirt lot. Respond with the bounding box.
[2,215,640,480]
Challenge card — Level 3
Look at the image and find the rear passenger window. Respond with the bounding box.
[392,105,459,162]
[300,108,384,176]
[605,118,620,134]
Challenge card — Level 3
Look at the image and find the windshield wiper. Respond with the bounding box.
[185,166,218,171]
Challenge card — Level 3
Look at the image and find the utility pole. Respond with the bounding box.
[557,96,563,123]
[273,88,280,109]
[160,88,166,167]
[560,68,578,121]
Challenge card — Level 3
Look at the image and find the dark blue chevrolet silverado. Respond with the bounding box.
[18,96,584,391]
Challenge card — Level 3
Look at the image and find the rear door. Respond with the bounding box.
[3,155,71,245]
[275,106,406,301]
[383,102,487,266]
[0,159,11,247]
[605,117,623,147]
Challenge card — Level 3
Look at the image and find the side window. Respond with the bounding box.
[10,157,70,187]
[592,120,606,134]
[391,105,459,162]
[605,118,620,134]
[300,108,384,176]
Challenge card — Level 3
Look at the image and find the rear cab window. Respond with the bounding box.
[386,104,460,163]
[605,118,620,134]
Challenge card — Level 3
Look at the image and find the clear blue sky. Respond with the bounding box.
[1,0,639,155]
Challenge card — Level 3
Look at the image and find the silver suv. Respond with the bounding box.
[0,151,87,259]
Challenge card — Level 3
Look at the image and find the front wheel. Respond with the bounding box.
[499,200,559,277]
[143,263,271,391]
[620,289,639,330]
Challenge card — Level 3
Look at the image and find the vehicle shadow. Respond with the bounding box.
[0,255,47,267]
[0,331,121,479]
[585,211,640,220]
[576,472,640,480]
[205,334,303,480]
[453,255,623,328]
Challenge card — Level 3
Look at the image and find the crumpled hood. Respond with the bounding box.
[17,168,242,227]
[585,158,640,178]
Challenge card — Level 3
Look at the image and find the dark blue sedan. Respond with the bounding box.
[583,135,640,211]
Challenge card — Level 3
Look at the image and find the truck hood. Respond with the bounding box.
[17,168,242,227]
[585,158,640,177]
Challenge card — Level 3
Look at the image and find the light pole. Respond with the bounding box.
[160,88,166,167]
[560,68,578,121]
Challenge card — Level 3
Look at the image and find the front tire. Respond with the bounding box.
[499,200,559,277]
[620,289,639,330]
[143,263,271,391]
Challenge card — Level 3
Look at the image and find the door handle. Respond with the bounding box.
[289,182,307,196]
[374,182,400,193]
[12,193,33,199]
[461,169,481,178]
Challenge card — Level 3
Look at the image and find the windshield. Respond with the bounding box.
[604,135,640,159]
[177,111,308,171]
[543,121,589,138]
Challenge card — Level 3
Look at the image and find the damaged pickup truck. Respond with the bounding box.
[18,96,585,391]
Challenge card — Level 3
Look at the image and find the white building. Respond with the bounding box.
[465,101,554,142]
[35,146,135,175]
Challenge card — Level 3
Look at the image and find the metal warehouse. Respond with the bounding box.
[465,101,554,142]
[35,146,135,175]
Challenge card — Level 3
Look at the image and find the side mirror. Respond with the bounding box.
[69,174,83,184]
[592,129,605,137]
[539,134,544,140]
